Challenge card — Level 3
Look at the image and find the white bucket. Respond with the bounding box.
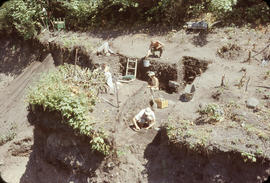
[143,60,150,67]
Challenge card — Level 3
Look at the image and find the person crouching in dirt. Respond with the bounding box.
[133,107,156,131]
[146,40,164,58]
[147,71,159,91]
[96,42,115,56]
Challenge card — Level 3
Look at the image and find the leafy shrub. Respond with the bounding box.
[0,4,8,34]
[1,0,269,36]
[27,64,111,155]
[54,0,139,29]
[199,103,224,123]
[209,0,237,13]
[2,0,44,39]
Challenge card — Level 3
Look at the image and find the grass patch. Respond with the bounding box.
[166,119,212,153]
[27,64,111,155]
[59,34,97,51]
[198,103,224,123]
[0,123,17,146]
[165,111,270,163]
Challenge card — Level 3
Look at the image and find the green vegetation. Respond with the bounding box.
[0,123,17,146]
[165,118,269,163]
[27,64,111,155]
[166,120,211,153]
[241,152,256,163]
[198,103,224,123]
[264,70,270,79]
[1,0,269,39]
[209,0,237,13]
[59,34,97,51]
[1,0,44,39]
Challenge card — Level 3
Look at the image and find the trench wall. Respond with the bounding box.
[155,128,270,183]
[20,107,107,183]
[119,56,211,93]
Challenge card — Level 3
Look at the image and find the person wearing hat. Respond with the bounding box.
[147,71,159,91]
[133,107,156,131]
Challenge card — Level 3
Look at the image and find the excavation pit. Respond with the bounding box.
[119,56,182,93]
[182,56,210,84]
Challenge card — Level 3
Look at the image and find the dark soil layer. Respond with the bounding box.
[20,108,106,183]
[182,56,210,84]
[119,56,182,93]
[0,36,41,75]
[155,128,270,183]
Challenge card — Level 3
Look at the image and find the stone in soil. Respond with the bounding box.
[246,97,259,109]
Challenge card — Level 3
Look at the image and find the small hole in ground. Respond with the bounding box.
[182,56,210,84]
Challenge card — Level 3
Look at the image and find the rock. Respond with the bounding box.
[199,102,207,109]
[179,93,194,102]
[246,98,259,109]
[107,162,114,168]
[168,80,180,93]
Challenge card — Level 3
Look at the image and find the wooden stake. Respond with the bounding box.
[221,74,225,87]
[252,43,270,58]
[248,51,251,64]
[238,72,246,89]
[245,77,250,92]
[114,80,119,108]
[74,48,78,76]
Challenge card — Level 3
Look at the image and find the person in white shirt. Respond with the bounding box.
[96,42,115,56]
[132,107,156,131]
[102,64,115,94]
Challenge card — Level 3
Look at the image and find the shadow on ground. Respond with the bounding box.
[144,129,270,183]
[20,110,104,183]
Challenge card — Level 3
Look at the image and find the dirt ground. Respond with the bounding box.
[0,25,270,182]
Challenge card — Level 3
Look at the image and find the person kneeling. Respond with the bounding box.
[132,107,156,131]
[146,40,164,58]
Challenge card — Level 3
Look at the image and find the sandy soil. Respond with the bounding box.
[0,25,270,182]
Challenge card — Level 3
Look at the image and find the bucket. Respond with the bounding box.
[143,60,150,67]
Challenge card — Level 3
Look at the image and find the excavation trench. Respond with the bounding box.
[2,35,270,183]
[119,55,210,93]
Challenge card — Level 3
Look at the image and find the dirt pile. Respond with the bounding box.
[217,43,242,60]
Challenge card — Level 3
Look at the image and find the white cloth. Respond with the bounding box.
[135,108,155,124]
[262,59,269,66]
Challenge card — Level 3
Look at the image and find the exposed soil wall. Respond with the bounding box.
[119,56,184,93]
[155,128,270,183]
[0,36,42,75]
[20,107,107,183]
[182,56,210,84]
[0,35,99,75]
[119,55,210,93]
[142,129,270,183]
[36,39,94,68]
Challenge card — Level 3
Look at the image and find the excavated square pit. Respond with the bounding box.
[119,55,210,93]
